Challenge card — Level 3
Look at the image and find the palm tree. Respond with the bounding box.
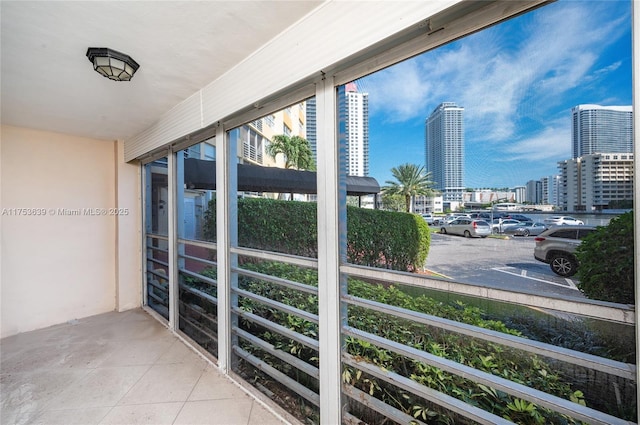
[382,163,437,213]
[265,135,315,171]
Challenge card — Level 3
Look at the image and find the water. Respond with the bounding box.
[515,212,623,227]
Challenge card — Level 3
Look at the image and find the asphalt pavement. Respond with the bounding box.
[424,231,585,299]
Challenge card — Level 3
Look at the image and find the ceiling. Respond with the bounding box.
[0,1,323,142]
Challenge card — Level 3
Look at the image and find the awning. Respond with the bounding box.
[184,158,380,196]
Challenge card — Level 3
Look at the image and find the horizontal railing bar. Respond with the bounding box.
[342,264,635,325]
[148,291,166,305]
[146,233,168,242]
[233,267,318,296]
[233,287,319,325]
[146,246,168,254]
[343,327,632,425]
[147,269,169,282]
[231,246,319,269]
[148,302,169,319]
[342,412,365,425]
[147,257,169,268]
[179,314,218,346]
[178,238,218,251]
[342,383,429,425]
[179,269,218,288]
[179,300,218,329]
[147,278,167,293]
[343,294,636,381]
[233,326,320,379]
[343,353,513,425]
[232,308,320,351]
[233,345,320,406]
[179,283,218,306]
[179,253,217,268]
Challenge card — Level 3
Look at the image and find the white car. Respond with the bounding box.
[421,213,435,225]
[544,216,584,226]
[490,219,522,234]
[440,218,491,238]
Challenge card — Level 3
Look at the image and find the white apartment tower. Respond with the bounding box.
[571,104,633,159]
[541,175,560,206]
[342,82,369,176]
[558,153,634,211]
[305,97,317,162]
[425,102,465,203]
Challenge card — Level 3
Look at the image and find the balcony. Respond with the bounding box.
[0,309,288,425]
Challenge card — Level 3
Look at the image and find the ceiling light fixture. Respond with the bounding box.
[86,47,140,81]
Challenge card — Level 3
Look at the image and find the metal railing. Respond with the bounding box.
[145,234,170,319]
[171,238,636,424]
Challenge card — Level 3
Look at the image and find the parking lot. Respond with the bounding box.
[424,231,585,299]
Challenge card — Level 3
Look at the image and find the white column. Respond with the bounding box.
[167,150,179,330]
[217,125,239,372]
[114,140,142,312]
[316,76,346,424]
[632,2,639,422]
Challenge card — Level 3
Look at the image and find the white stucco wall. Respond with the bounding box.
[0,126,140,338]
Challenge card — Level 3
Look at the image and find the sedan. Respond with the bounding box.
[544,216,584,226]
[490,219,522,234]
[440,218,491,238]
[503,222,548,237]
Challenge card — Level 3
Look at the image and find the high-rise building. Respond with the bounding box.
[558,153,634,211]
[540,175,560,206]
[339,82,369,177]
[425,102,465,204]
[525,180,542,204]
[305,97,317,162]
[571,104,633,159]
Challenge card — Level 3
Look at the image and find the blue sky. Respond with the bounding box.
[355,0,632,189]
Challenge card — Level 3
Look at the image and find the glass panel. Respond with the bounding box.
[228,98,321,423]
[176,139,218,357]
[144,157,169,320]
[340,1,635,423]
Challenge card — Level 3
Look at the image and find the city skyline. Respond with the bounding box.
[355,0,632,189]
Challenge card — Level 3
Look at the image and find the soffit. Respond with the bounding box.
[0,1,322,141]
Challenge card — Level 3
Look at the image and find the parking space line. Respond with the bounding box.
[564,278,578,290]
[491,267,580,291]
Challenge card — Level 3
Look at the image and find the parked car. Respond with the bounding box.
[533,225,597,276]
[504,214,532,222]
[468,212,493,220]
[544,216,584,226]
[421,213,435,225]
[503,222,547,237]
[440,218,491,238]
[490,219,522,234]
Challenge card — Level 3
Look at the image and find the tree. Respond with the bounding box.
[381,193,405,212]
[575,211,634,303]
[265,134,315,171]
[382,163,437,213]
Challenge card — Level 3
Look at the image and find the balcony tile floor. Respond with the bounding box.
[1,309,289,425]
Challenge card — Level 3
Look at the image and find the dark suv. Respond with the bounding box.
[533,225,597,277]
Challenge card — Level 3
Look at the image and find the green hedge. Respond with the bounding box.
[576,211,634,304]
[203,197,430,271]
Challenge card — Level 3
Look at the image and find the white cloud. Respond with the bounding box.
[363,0,629,147]
[501,119,572,162]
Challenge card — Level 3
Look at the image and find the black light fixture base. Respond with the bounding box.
[86,47,140,81]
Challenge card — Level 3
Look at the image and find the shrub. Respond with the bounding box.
[347,207,430,271]
[575,211,634,304]
[234,261,589,425]
[203,197,430,271]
